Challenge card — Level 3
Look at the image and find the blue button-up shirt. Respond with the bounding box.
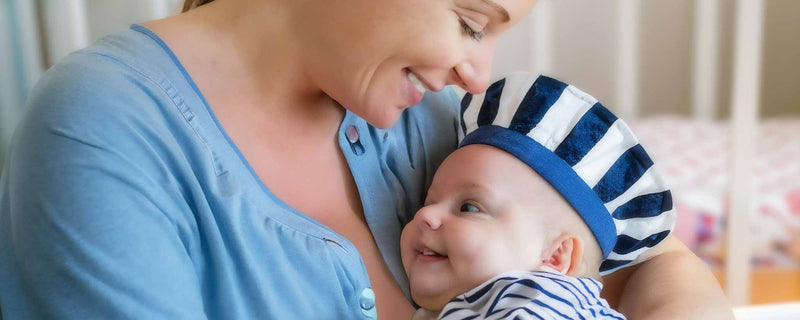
[0,25,460,319]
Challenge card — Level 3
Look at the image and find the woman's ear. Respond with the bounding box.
[541,234,585,276]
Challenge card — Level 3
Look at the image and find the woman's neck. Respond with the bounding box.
[143,0,345,141]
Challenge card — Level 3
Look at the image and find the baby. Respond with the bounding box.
[400,74,675,319]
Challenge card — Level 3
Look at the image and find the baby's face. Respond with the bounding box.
[400,144,564,311]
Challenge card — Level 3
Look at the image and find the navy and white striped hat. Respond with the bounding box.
[458,73,675,273]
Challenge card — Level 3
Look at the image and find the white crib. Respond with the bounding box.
[517,0,784,309]
[505,0,800,313]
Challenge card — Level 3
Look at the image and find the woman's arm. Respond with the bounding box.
[601,236,734,320]
[0,58,208,319]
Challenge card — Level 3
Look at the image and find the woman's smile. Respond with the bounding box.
[403,68,432,106]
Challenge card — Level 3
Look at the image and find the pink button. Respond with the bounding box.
[345,125,359,144]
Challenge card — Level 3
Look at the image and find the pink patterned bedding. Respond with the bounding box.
[628,117,800,267]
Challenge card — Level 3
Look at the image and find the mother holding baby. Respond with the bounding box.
[0,0,731,319]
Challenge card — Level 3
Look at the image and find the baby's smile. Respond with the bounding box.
[415,246,448,265]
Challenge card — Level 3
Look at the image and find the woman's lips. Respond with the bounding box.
[407,72,427,93]
[403,68,425,106]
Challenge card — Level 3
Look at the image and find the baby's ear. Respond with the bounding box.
[541,234,585,276]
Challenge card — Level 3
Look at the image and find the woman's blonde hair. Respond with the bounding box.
[182,0,215,12]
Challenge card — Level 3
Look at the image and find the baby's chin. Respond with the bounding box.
[409,278,468,312]
[410,291,451,312]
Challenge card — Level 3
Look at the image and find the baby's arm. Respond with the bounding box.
[601,236,733,320]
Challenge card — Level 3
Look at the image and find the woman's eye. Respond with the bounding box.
[459,203,481,213]
[459,18,486,41]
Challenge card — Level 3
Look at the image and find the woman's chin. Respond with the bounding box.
[367,117,398,129]
[357,107,404,129]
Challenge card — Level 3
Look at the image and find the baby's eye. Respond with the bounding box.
[459,203,481,213]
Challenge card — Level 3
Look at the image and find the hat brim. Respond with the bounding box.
[459,125,617,258]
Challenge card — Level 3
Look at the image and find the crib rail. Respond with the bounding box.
[528,0,764,306]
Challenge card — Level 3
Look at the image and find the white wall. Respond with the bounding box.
[85,0,182,43]
[760,0,800,118]
[492,0,800,118]
[39,0,182,66]
[0,0,182,167]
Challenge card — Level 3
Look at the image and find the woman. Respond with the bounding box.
[0,0,731,319]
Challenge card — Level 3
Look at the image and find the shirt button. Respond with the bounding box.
[359,287,377,319]
[345,125,359,144]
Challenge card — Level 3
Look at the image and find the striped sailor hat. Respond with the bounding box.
[458,73,675,273]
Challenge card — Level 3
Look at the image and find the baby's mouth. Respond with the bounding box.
[417,247,447,262]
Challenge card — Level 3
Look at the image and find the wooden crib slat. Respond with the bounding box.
[692,0,720,120]
[616,0,639,119]
[727,0,765,306]
[530,0,554,76]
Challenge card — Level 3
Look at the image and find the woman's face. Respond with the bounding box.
[296,0,538,128]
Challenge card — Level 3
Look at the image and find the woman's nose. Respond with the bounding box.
[449,42,496,94]
[415,206,443,231]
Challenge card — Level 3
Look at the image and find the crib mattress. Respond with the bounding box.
[629,117,800,267]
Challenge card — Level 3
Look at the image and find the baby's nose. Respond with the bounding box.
[415,206,442,230]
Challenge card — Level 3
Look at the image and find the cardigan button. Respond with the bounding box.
[346,125,359,144]
[359,287,376,319]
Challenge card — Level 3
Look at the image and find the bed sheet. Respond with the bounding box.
[628,117,800,267]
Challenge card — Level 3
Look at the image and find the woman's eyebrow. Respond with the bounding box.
[480,0,510,23]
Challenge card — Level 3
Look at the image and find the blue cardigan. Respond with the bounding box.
[0,25,460,319]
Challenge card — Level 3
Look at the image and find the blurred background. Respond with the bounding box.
[1,0,799,314]
[495,0,799,119]
[498,1,800,312]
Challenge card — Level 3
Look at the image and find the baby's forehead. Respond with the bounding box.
[442,149,569,207]
[440,145,554,192]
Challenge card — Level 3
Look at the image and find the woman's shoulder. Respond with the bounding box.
[20,27,196,143]
[400,87,462,153]
[10,28,202,182]
[28,28,174,118]
[390,87,461,169]
[406,87,461,133]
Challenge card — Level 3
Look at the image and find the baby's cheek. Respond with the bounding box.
[399,227,416,263]
[452,235,486,264]
[454,239,501,285]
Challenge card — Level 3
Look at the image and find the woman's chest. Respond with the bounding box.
[242,142,416,319]
[180,97,447,318]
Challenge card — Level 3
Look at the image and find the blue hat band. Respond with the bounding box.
[459,125,617,258]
